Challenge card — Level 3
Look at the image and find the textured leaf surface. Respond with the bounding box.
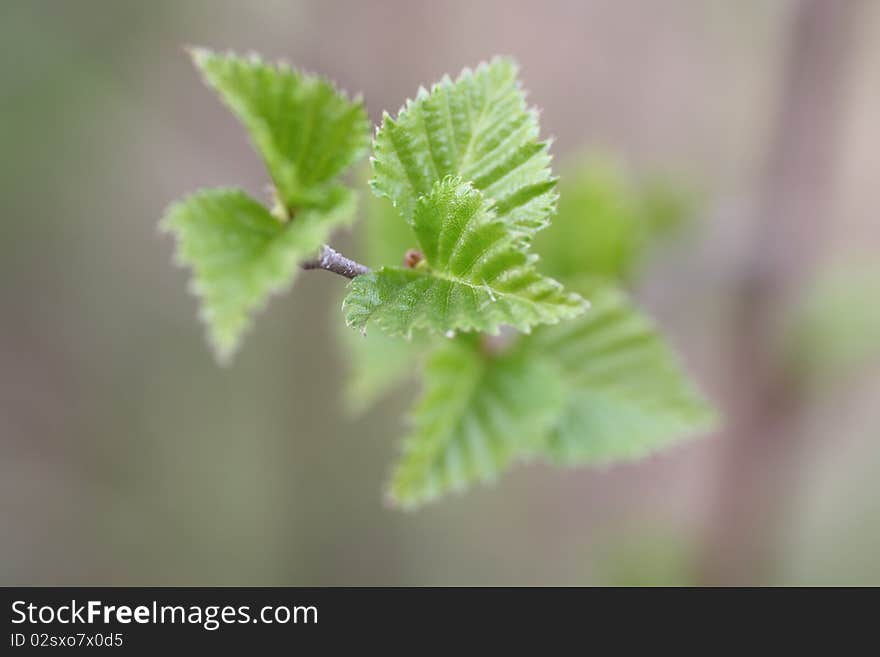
[162,187,355,362]
[372,58,556,239]
[192,48,369,211]
[388,281,716,506]
[532,281,717,463]
[389,335,564,509]
[343,178,586,337]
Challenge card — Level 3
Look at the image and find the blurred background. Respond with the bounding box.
[1,0,878,585]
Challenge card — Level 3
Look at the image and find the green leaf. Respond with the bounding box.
[532,280,717,463]
[191,48,369,212]
[343,178,586,337]
[162,187,355,363]
[385,280,717,507]
[388,335,564,509]
[372,58,556,239]
[533,156,696,284]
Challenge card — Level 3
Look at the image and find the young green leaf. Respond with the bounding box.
[532,280,717,463]
[372,58,556,239]
[388,280,716,507]
[343,178,586,338]
[388,335,564,509]
[191,48,369,213]
[162,187,355,363]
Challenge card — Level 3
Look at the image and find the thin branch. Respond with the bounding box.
[301,244,370,279]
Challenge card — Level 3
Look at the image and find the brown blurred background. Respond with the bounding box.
[1,0,878,585]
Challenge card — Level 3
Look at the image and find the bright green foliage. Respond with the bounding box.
[163,187,355,362]
[164,50,717,509]
[343,178,586,337]
[389,335,564,509]
[342,156,699,416]
[385,280,716,508]
[164,50,369,362]
[191,48,369,213]
[534,157,696,283]
[371,58,556,240]
[533,280,717,463]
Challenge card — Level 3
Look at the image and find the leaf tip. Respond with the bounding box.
[185,45,213,69]
[212,342,238,367]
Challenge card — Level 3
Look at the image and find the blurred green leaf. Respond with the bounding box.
[191,48,369,213]
[372,57,556,240]
[344,178,585,338]
[388,334,564,509]
[534,156,696,284]
[162,187,355,363]
[388,279,716,507]
[533,279,717,464]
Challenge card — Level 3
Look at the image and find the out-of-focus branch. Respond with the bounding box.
[699,0,864,585]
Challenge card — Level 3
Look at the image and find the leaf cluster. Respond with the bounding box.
[162,50,369,362]
[338,64,716,507]
[162,51,717,508]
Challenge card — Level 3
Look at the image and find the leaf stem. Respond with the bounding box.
[301,244,370,279]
